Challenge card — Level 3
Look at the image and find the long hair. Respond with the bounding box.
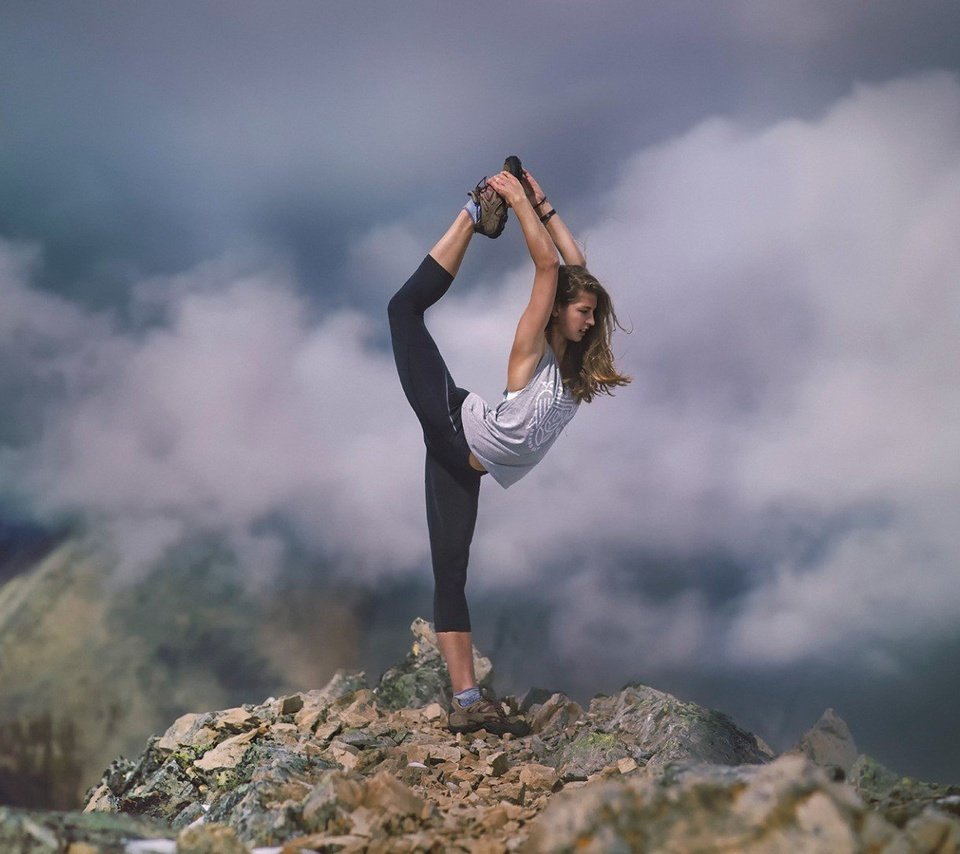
[551,265,631,404]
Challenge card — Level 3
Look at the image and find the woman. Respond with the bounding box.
[387,158,629,735]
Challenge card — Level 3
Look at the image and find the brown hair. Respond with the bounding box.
[551,265,631,403]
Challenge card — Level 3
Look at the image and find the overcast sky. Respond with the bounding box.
[2,1,960,781]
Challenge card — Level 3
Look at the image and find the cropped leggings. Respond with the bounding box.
[388,254,484,632]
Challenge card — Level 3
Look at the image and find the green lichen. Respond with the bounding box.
[585,732,618,749]
[171,742,212,767]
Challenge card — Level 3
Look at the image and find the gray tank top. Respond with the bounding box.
[461,346,579,488]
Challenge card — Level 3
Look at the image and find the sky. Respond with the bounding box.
[2,1,960,781]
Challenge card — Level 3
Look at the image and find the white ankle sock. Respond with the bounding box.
[454,686,482,705]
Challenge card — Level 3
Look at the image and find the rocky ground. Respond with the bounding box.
[3,618,958,853]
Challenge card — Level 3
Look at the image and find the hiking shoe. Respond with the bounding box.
[505,153,540,207]
[448,690,531,736]
[467,177,508,238]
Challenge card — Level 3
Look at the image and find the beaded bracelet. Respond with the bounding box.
[540,209,557,225]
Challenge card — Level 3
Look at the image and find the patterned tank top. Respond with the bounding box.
[461,346,579,488]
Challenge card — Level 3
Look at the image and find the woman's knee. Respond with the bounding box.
[387,289,412,324]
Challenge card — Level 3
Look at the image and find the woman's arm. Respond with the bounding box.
[522,168,586,267]
[485,171,560,391]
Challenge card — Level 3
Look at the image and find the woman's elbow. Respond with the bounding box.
[534,255,560,273]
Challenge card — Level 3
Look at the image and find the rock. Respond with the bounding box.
[177,822,249,853]
[902,808,960,851]
[485,751,510,777]
[850,753,960,827]
[529,693,582,735]
[278,694,305,716]
[214,708,258,733]
[194,730,259,771]
[422,702,446,722]
[0,806,175,853]
[117,756,199,821]
[518,688,558,714]
[793,707,859,776]
[293,670,370,733]
[71,614,959,854]
[300,770,364,833]
[374,618,493,711]
[585,682,771,769]
[526,755,867,853]
[331,689,380,729]
[519,764,559,791]
[361,770,425,816]
[157,713,206,753]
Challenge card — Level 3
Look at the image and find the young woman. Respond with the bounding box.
[387,159,629,735]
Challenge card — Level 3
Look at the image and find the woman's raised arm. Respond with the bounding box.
[521,167,586,267]
[485,171,560,391]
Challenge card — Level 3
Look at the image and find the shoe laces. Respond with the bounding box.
[476,692,509,719]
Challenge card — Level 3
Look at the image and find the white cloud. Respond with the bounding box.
[3,73,959,672]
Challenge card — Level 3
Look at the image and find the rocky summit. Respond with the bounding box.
[6,618,958,853]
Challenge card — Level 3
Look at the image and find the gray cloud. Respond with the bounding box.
[4,2,959,306]
[5,73,958,655]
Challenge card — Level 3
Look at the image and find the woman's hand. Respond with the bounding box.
[521,168,547,207]
[486,171,528,209]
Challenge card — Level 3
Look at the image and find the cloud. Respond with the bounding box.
[3,73,960,680]
[0,245,426,578]
[426,72,960,670]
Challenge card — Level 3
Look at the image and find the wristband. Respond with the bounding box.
[533,196,548,209]
[539,209,557,225]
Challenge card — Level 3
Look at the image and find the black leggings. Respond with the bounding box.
[388,254,483,633]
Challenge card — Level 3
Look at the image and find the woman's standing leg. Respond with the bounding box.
[388,209,482,695]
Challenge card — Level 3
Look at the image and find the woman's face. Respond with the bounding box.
[554,291,598,342]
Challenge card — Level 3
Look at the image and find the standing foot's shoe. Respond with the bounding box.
[467,177,509,238]
[448,690,531,736]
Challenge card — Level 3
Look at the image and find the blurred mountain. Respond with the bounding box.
[0,531,364,808]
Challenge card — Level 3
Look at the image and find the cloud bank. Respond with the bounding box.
[2,74,959,686]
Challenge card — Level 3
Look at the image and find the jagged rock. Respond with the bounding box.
[850,753,960,827]
[0,806,175,853]
[374,618,493,711]
[518,687,557,714]
[585,682,772,769]
[793,707,859,776]
[194,729,260,772]
[73,615,959,853]
[529,693,583,735]
[293,669,368,733]
[524,754,959,854]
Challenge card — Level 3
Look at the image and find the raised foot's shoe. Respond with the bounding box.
[503,154,523,180]
[467,177,508,238]
[448,691,531,737]
[505,153,540,207]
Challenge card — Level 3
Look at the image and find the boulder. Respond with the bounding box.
[586,682,772,769]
